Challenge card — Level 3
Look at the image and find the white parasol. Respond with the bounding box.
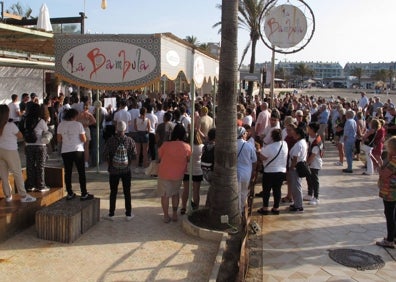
[37,4,52,32]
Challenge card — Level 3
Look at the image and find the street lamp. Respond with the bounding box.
[101,0,107,10]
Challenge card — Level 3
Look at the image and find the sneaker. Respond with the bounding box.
[376,239,395,249]
[5,195,13,202]
[334,161,343,166]
[66,193,76,200]
[309,198,319,205]
[80,193,94,201]
[26,187,37,192]
[103,214,114,221]
[289,205,304,212]
[342,169,353,173]
[126,214,135,221]
[21,194,36,203]
[38,186,50,192]
[303,195,313,201]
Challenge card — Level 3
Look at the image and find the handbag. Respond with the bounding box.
[41,131,53,144]
[145,160,159,176]
[296,161,311,178]
[363,131,377,147]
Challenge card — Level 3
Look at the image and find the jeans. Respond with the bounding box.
[383,200,396,242]
[307,168,320,199]
[61,151,87,196]
[109,171,132,216]
[344,141,354,170]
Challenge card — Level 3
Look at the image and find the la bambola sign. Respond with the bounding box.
[55,35,160,88]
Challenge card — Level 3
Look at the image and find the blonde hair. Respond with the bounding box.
[385,136,396,155]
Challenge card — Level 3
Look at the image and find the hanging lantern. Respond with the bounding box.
[101,0,107,10]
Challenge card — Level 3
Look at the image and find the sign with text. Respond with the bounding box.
[55,34,161,90]
[263,4,307,49]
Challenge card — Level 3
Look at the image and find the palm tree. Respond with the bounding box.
[214,0,268,97]
[351,67,364,87]
[184,35,199,47]
[208,0,240,228]
[198,43,210,52]
[6,2,33,18]
[387,68,394,90]
[371,69,387,83]
[293,63,314,86]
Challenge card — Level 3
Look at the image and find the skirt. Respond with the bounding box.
[157,178,182,197]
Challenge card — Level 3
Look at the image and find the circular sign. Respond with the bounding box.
[263,4,307,49]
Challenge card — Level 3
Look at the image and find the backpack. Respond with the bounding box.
[112,138,129,169]
[201,143,215,182]
[309,135,324,158]
[20,117,40,143]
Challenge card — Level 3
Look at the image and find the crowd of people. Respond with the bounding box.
[1,90,395,243]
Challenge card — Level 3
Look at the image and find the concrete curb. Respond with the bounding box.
[182,216,228,281]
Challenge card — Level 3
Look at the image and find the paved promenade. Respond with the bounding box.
[0,159,218,282]
[1,138,396,281]
[246,141,396,281]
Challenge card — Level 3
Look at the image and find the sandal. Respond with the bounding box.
[257,208,269,215]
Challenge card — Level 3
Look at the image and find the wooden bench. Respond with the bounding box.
[0,167,65,243]
[36,197,100,243]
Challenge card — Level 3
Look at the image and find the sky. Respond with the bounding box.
[10,0,396,67]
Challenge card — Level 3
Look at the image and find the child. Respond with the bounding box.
[376,136,396,248]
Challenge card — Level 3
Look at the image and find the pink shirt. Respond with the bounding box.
[158,141,191,180]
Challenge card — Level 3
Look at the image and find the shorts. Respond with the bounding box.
[134,131,149,143]
[157,178,182,197]
[183,174,203,182]
[84,127,91,141]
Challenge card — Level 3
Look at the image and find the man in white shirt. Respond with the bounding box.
[145,104,158,161]
[8,94,22,124]
[255,102,270,140]
[113,99,131,134]
[358,92,369,112]
[262,110,281,146]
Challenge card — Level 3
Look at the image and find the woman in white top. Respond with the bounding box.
[0,105,36,202]
[257,129,288,215]
[24,103,49,192]
[134,107,151,170]
[57,108,93,201]
[181,131,204,214]
[288,126,308,212]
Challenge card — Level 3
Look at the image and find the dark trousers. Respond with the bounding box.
[383,200,396,242]
[61,151,87,196]
[25,145,47,189]
[148,133,156,161]
[307,168,320,199]
[109,171,132,216]
[262,172,285,209]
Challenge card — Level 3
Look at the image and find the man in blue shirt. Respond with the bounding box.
[342,110,357,173]
[318,104,329,147]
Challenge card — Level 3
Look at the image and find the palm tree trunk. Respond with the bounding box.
[209,0,241,228]
[246,38,257,97]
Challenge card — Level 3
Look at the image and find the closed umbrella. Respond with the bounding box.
[37,4,52,32]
